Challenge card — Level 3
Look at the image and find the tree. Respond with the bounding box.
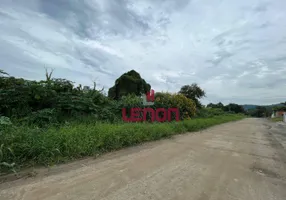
[248,106,271,117]
[223,103,245,114]
[179,83,206,108]
[207,102,224,109]
[273,105,286,112]
[108,70,151,100]
[0,69,9,76]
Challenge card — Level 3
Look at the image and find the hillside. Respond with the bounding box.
[242,103,284,111]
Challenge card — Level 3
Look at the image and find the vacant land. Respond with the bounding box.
[1,118,286,200]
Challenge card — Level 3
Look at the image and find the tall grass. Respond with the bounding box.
[1,114,244,173]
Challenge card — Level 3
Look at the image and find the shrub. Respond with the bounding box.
[22,108,59,127]
[0,75,117,123]
[170,94,196,119]
[153,92,196,120]
[0,116,12,125]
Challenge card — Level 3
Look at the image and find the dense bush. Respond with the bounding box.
[154,92,196,119]
[116,92,196,121]
[170,93,196,119]
[0,71,197,125]
[108,70,151,100]
[0,74,114,125]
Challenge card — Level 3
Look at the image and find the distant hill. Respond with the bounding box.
[242,105,257,110]
[242,103,284,111]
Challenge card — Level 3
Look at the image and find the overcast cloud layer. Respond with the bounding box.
[1,0,286,105]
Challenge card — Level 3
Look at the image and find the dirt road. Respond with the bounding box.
[1,118,286,200]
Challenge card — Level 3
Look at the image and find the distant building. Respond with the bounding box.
[275,111,285,117]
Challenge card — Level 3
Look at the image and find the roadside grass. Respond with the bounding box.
[271,117,283,122]
[0,114,245,173]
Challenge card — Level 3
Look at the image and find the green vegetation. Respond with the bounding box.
[1,114,244,173]
[272,102,286,112]
[247,106,272,117]
[0,69,245,174]
[179,84,206,108]
[206,102,246,114]
[108,70,151,100]
[271,117,283,122]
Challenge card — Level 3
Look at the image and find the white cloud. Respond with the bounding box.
[0,0,286,105]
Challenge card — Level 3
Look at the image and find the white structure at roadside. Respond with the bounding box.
[283,112,286,123]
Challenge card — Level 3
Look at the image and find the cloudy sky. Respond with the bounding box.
[1,0,286,105]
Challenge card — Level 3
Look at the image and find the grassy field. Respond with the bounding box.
[271,117,283,122]
[1,114,245,174]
